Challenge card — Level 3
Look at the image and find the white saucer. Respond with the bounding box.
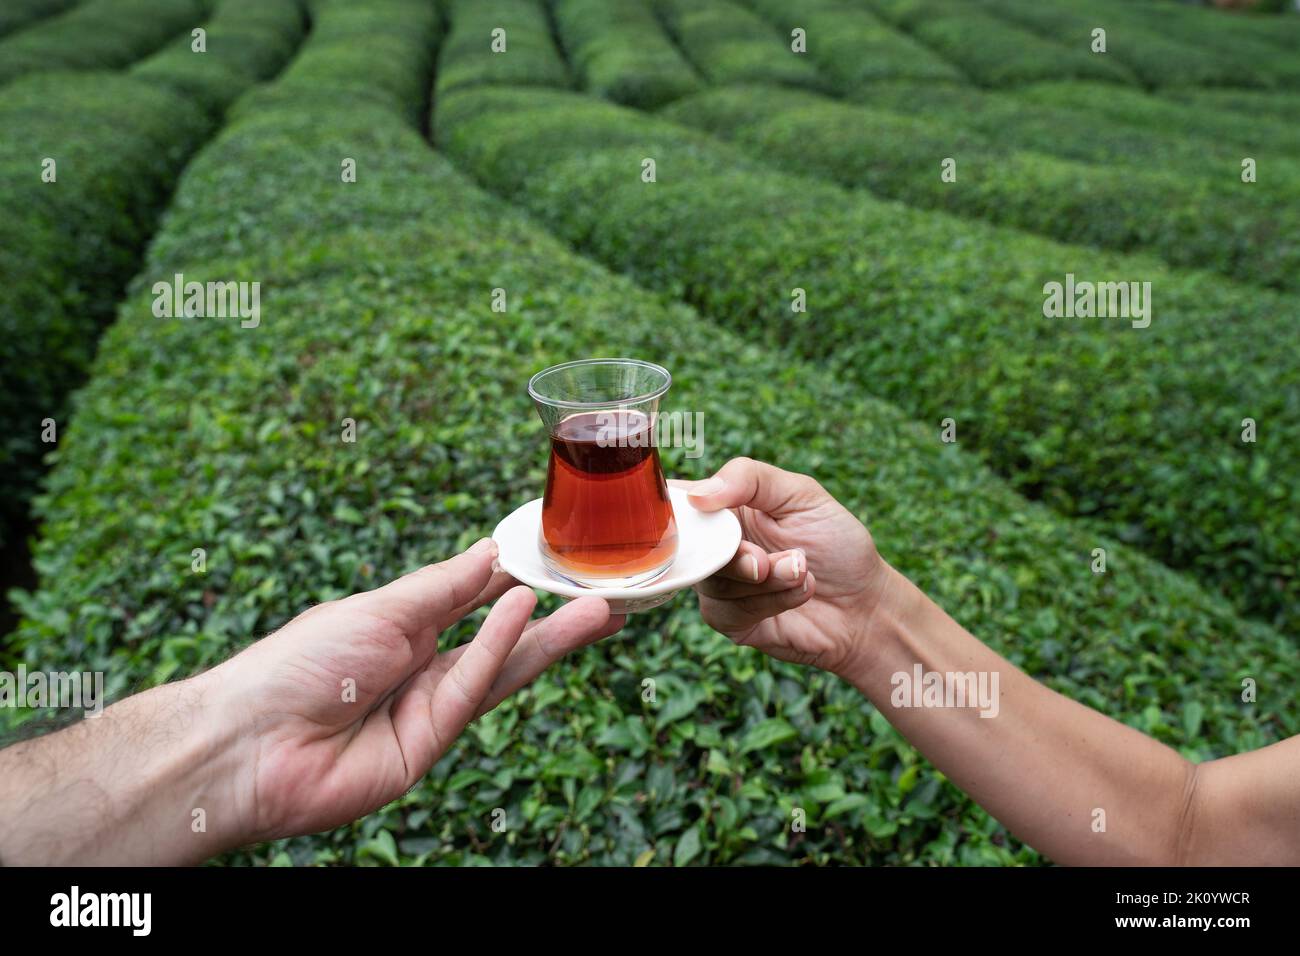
[491,486,742,614]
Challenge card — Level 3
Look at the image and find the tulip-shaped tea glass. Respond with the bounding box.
[529,359,679,588]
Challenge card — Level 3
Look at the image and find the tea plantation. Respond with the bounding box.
[1,0,1296,867]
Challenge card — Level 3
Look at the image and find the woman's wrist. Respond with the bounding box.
[832,561,920,691]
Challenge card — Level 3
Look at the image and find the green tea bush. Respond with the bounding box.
[0,78,208,550]
[550,0,700,109]
[435,0,569,98]
[1163,86,1300,126]
[437,86,1300,639]
[132,0,305,114]
[238,0,435,127]
[981,0,1279,88]
[1019,80,1300,158]
[1090,0,1300,79]
[0,0,213,87]
[0,0,305,547]
[660,84,1300,291]
[11,0,1297,869]
[0,0,80,39]
[741,0,962,88]
[852,80,1300,182]
[651,0,826,90]
[862,0,1134,87]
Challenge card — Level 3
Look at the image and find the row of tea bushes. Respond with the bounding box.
[982,0,1292,88]
[1164,87,1300,126]
[1018,81,1300,159]
[650,0,824,91]
[550,0,699,109]
[0,0,212,87]
[13,0,1298,868]
[554,0,1298,189]
[0,0,305,548]
[132,0,306,114]
[861,0,1133,87]
[660,84,1300,292]
[6,0,447,686]
[740,0,960,88]
[435,0,569,98]
[0,0,80,38]
[436,85,1300,638]
[234,0,435,128]
[850,80,1300,187]
[0,76,202,548]
[1101,0,1300,61]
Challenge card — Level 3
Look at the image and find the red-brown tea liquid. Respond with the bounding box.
[541,409,678,584]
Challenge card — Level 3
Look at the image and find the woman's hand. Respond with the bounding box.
[676,457,893,678]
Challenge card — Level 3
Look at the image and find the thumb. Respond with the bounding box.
[359,537,499,635]
[678,457,823,518]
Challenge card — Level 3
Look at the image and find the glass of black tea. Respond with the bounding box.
[528,359,679,588]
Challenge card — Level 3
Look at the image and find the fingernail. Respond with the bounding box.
[775,555,799,581]
[491,558,503,574]
[469,537,497,557]
[794,549,805,576]
[688,476,725,496]
[802,575,810,594]
[742,553,759,581]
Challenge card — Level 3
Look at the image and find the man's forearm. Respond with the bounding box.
[841,564,1196,865]
[0,669,251,865]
